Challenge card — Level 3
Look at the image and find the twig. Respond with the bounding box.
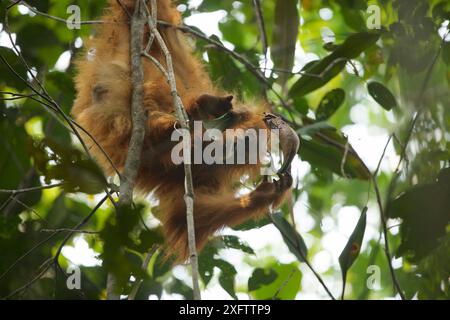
[52,195,108,299]
[370,133,404,298]
[252,0,268,94]
[142,0,201,300]
[372,176,405,299]
[252,0,268,60]
[3,6,90,156]
[272,268,297,300]
[3,3,122,179]
[269,214,336,300]
[0,232,60,283]
[10,196,52,226]
[128,245,158,300]
[53,195,108,265]
[8,0,102,25]
[40,228,99,234]
[374,33,447,300]
[0,183,64,194]
[2,258,53,300]
[106,1,147,300]
[340,140,350,179]
[9,0,294,121]
[157,20,297,120]
[373,134,392,178]
[392,33,446,175]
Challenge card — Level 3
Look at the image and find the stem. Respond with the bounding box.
[106,1,147,300]
[142,0,201,300]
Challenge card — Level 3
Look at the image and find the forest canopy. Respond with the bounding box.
[0,0,449,300]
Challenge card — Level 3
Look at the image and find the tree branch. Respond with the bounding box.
[106,1,147,300]
[252,0,268,64]
[142,0,201,300]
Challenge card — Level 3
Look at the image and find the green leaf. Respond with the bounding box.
[100,204,148,293]
[271,212,308,262]
[207,38,241,91]
[250,263,301,300]
[367,81,398,111]
[220,235,255,254]
[15,23,61,67]
[47,194,99,228]
[152,251,174,279]
[289,31,380,97]
[199,0,234,12]
[133,278,163,300]
[341,7,366,31]
[232,216,271,231]
[299,137,370,180]
[26,0,49,11]
[134,228,164,253]
[29,138,107,194]
[271,0,299,87]
[198,241,239,297]
[415,236,450,299]
[315,88,346,121]
[0,47,29,91]
[198,245,217,286]
[0,215,21,239]
[0,108,43,215]
[296,121,335,136]
[323,42,339,52]
[339,207,367,297]
[387,168,450,261]
[443,41,450,65]
[216,259,237,299]
[167,278,193,300]
[248,268,278,291]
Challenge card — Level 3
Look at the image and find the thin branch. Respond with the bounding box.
[117,3,147,207]
[3,6,90,156]
[128,245,158,300]
[340,140,350,179]
[0,183,64,194]
[252,0,268,61]
[269,214,336,300]
[40,228,99,234]
[157,20,297,121]
[52,194,108,299]
[2,258,53,300]
[10,196,52,226]
[3,3,122,180]
[106,1,147,300]
[2,193,109,298]
[373,134,393,179]
[370,133,404,298]
[0,231,60,283]
[373,33,447,300]
[9,0,103,25]
[252,0,269,98]
[142,0,201,300]
[372,176,405,299]
[392,33,447,175]
[53,195,108,264]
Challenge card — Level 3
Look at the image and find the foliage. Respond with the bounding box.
[0,0,449,300]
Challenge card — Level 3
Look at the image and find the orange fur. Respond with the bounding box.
[71,0,291,261]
